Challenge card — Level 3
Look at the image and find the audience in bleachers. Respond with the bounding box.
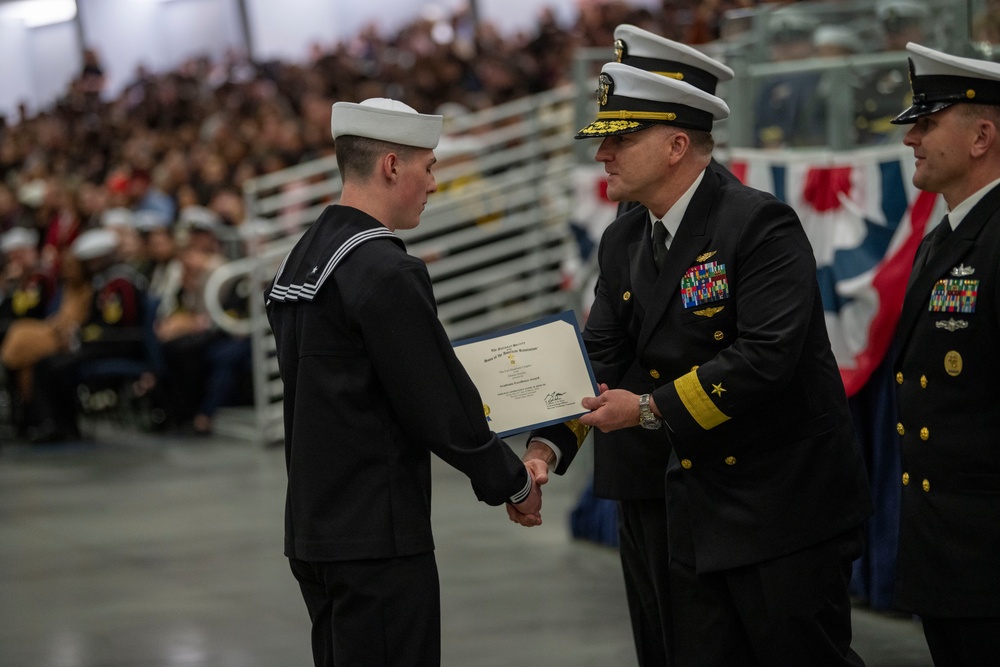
[0,0,961,441]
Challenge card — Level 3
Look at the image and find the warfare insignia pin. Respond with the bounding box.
[935,318,969,332]
[951,264,975,277]
[597,73,612,107]
[693,306,725,318]
[696,251,717,263]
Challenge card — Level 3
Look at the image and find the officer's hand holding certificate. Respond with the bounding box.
[452,311,598,437]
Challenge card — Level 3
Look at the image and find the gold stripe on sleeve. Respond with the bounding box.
[565,419,591,449]
[674,369,730,430]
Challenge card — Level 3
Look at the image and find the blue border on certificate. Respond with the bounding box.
[453,310,599,438]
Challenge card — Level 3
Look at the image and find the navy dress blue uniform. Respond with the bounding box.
[267,208,530,666]
[577,27,739,667]
[889,41,1000,666]
[894,186,1000,628]
[533,62,872,666]
[265,98,533,667]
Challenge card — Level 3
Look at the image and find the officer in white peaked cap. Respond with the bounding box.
[569,31,739,667]
[891,41,1000,666]
[266,98,543,667]
[522,60,873,667]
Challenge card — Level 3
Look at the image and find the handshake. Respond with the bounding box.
[505,446,553,527]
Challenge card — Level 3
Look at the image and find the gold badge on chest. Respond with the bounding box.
[944,350,962,377]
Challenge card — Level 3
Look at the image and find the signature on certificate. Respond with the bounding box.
[544,391,567,406]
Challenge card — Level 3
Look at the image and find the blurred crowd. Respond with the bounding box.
[0,0,981,442]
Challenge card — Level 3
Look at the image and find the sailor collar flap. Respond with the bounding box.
[268,206,402,303]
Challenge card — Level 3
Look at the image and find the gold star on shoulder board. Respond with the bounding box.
[711,383,726,397]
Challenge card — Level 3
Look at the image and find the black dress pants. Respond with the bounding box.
[669,526,866,667]
[618,498,673,666]
[290,552,441,667]
[921,615,1000,667]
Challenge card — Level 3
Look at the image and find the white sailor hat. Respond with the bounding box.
[71,228,119,261]
[814,25,863,54]
[0,227,38,254]
[133,209,171,233]
[575,62,730,139]
[331,98,443,149]
[612,24,734,95]
[177,205,221,233]
[891,42,1000,124]
[100,207,134,229]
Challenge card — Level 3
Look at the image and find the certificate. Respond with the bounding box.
[452,311,598,437]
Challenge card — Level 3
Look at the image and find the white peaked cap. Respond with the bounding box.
[613,24,734,94]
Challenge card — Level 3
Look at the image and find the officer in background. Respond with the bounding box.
[890,42,1000,665]
[752,12,825,148]
[855,0,930,145]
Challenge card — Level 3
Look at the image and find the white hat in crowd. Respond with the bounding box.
[612,24,734,95]
[331,98,443,149]
[892,42,1000,124]
[0,227,39,254]
[134,209,171,233]
[100,207,134,229]
[71,228,120,261]
[575,62,730,139]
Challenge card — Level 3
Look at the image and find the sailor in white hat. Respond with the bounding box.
[266,98,543,667]
[29,226,149,444]
[890,41,1000,666]
[523,61,873,666]
[0,226,50,330]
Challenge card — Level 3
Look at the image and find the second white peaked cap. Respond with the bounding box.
[613,24,734,95]
[892,42,1000,123]
[576,62,730,139]
[331,98,443,149]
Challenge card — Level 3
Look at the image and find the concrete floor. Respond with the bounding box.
[0,423,933,667]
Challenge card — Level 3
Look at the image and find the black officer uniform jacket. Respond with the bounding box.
[266,205,529,562]
[893,183,1000,617]
[599,158,737,500]
[536,167,873,573]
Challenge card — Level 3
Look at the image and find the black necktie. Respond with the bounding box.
[923,215,952,267]
[652,220,668,272]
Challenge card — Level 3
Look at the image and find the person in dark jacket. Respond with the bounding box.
[889,41,1000,666]
[265,98,544,667]
[516,63,873,666]
[577,24,739,667]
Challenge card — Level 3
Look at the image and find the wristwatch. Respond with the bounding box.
[638,393,662,430]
